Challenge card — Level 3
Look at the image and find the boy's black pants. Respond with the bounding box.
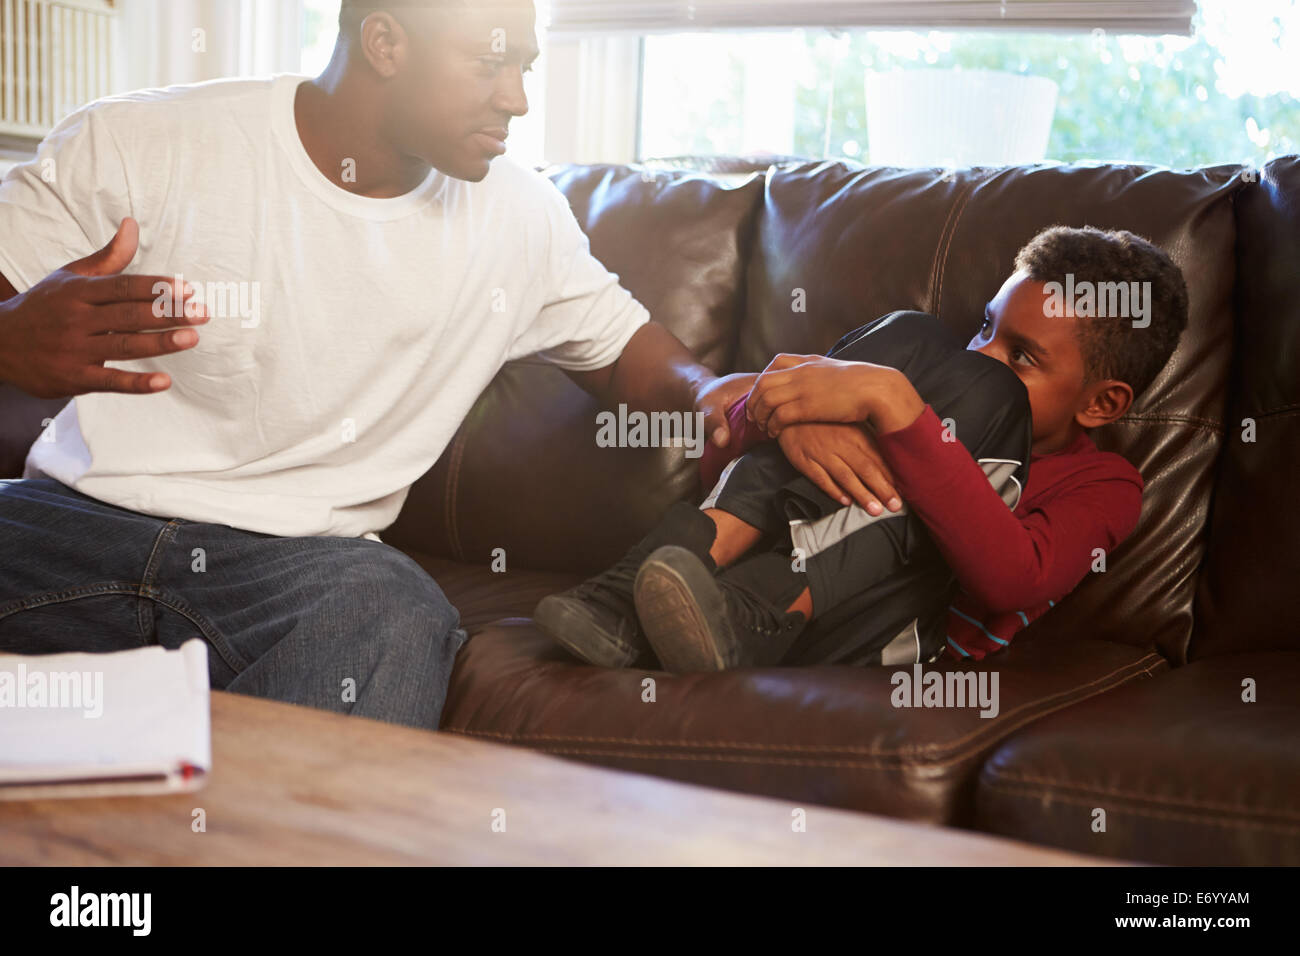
[702,311,1033,666]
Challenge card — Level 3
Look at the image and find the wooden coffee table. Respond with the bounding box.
[0,690,1114,866]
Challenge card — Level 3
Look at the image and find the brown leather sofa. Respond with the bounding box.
[2,154,1296,865]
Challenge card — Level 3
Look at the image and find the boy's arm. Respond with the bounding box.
[873,402,1144,614]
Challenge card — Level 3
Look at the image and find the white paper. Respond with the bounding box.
[0,639,211,797]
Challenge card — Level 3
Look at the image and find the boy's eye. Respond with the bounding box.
[1011,347,1033,366]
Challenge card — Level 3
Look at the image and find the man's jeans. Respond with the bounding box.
[0,477,468,730]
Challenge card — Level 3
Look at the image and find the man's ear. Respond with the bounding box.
[1076,380,1134,429]
[358,12,409,78]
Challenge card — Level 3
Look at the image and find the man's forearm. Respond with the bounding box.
[606,321,713,412]
[594,320,757,448]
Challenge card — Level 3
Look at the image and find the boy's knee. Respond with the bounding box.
[952,354,1033,460]
[829,311,962,367]
[970,352,1032,416]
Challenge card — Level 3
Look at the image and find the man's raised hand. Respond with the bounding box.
[0,217,208,399]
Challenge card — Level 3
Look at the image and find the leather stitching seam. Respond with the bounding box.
[448,654,1166,765]
[981,770,1300,822]
[980,781,1300,833]
[931,174,986,316]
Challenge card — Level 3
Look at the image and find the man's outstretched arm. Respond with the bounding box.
[571,328,910,511]
[563,320,756,449]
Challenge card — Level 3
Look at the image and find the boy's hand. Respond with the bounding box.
[748,353,926,436]
[778,422,903,515]
[746,353,890,435]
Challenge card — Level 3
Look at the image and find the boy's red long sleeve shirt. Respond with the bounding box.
[701,398,1144,661]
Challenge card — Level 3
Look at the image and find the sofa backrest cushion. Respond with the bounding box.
[1193,156,1300,658]
[0,386,67,480]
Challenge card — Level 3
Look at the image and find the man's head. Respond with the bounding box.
[969,225,1189,452]
[335,0,539,181]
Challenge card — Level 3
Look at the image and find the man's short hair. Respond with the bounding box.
[1014,225,1189,401]
[338,1,467,37]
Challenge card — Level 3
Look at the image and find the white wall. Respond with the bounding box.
[541,35,640,165]
[114,0,303,92]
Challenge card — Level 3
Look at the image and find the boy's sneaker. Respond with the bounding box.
[633,546,807,672]
[534,502,717,669]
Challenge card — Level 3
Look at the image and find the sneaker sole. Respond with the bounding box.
[634,545,739,672]
[534,595,641,669]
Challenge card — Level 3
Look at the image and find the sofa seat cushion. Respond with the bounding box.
[403,551,583,635]
[440,613,1166,825]
[973,651,1300,865]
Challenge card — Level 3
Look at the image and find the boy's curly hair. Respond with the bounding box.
[1014,225,1189,401]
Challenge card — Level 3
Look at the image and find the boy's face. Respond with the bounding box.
[967,272,1133,455]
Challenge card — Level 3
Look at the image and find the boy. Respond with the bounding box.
[535,225,1189,672]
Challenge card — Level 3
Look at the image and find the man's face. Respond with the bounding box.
[383,1,539,181]
[967,271,1093,449]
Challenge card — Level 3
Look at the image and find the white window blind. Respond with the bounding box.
[548,1,1197,35]
[0,0,117,138]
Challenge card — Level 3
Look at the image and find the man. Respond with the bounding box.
[0,0,790,729]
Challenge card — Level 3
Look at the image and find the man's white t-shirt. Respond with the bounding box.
[0,74,649,540]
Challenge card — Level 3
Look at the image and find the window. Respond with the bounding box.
[302,0,342,76]
[638,0,1299,168]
